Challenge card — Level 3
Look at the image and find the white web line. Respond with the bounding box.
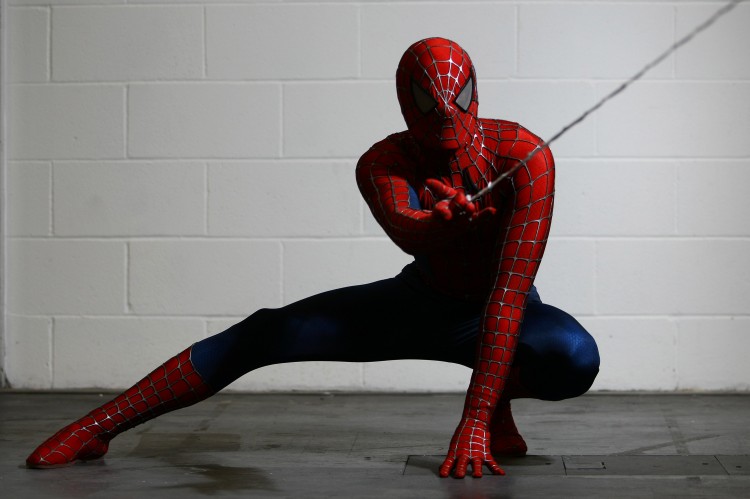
[468,0,744,203]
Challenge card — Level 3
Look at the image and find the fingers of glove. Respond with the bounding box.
[425,178,456,199]
[433,200,453,221]
[485,457,506,476]
[438,457,455,478]
[470,206,497,222]
[453,455,470,479]
[450,192,476,216]
[471,458,484,478]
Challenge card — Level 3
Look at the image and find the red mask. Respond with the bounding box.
[396,37,479,151]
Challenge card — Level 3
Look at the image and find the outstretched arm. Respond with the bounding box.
[439,137,555,479]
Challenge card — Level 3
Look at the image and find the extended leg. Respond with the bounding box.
[26,267,463,468]
[26,346,213,468]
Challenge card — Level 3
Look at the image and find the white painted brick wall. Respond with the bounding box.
[129,240,282,315]
[360,2,516,79]
[283,82,402,158]
[676,3,750,79]
[597,240,750,316]
[552,160,677,237]
[54,161,206,236]
[206,5,359,80]
[8,7,48,83]
[581,317,678,392]
[5,315,52,389]
[518,3,675,79]
[9,84,126,159]
[363,361,472,393]
[481,81,598,158]
[8,240,126,315]
[283,239,412,304]
[54,317,205,389]
[596,81,750,158]
[677,160,750,236]
[7,162,51,236]
[52,6,205,82]
[128,83,281,158]
[208,161,361,237]
[532,239,596,317]
[4,1,749,393]
[676,318,750,391]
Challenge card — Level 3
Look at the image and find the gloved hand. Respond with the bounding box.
[425,178,496,222]
[439,417,506,478]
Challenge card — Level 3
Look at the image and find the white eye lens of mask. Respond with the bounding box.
[455,77,473,112]
[412,81,437,114]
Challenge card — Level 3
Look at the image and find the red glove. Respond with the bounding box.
[439,418,505,478]
[425,178,496,223]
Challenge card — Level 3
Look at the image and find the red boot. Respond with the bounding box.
[489,399,528,457]
[26,346,214,469]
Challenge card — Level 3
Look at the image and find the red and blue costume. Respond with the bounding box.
[26,37,599,478]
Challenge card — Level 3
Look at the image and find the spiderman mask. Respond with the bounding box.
[396,37,480,151]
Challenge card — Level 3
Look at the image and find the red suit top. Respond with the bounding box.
[356,37,554,478]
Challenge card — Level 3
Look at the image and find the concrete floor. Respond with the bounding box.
[1,392,749,498]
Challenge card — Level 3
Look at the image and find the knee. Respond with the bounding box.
[562,325,601,388]
[518,308,600,401]
[520,345,599,401]
[548,342,600,401]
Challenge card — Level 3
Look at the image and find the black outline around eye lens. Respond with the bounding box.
[455,77,473,112]
[411,80,437,114]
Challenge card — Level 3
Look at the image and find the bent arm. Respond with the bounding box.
[356,142,461,255]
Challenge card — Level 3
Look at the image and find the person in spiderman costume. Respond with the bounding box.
[26,37,599,478]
